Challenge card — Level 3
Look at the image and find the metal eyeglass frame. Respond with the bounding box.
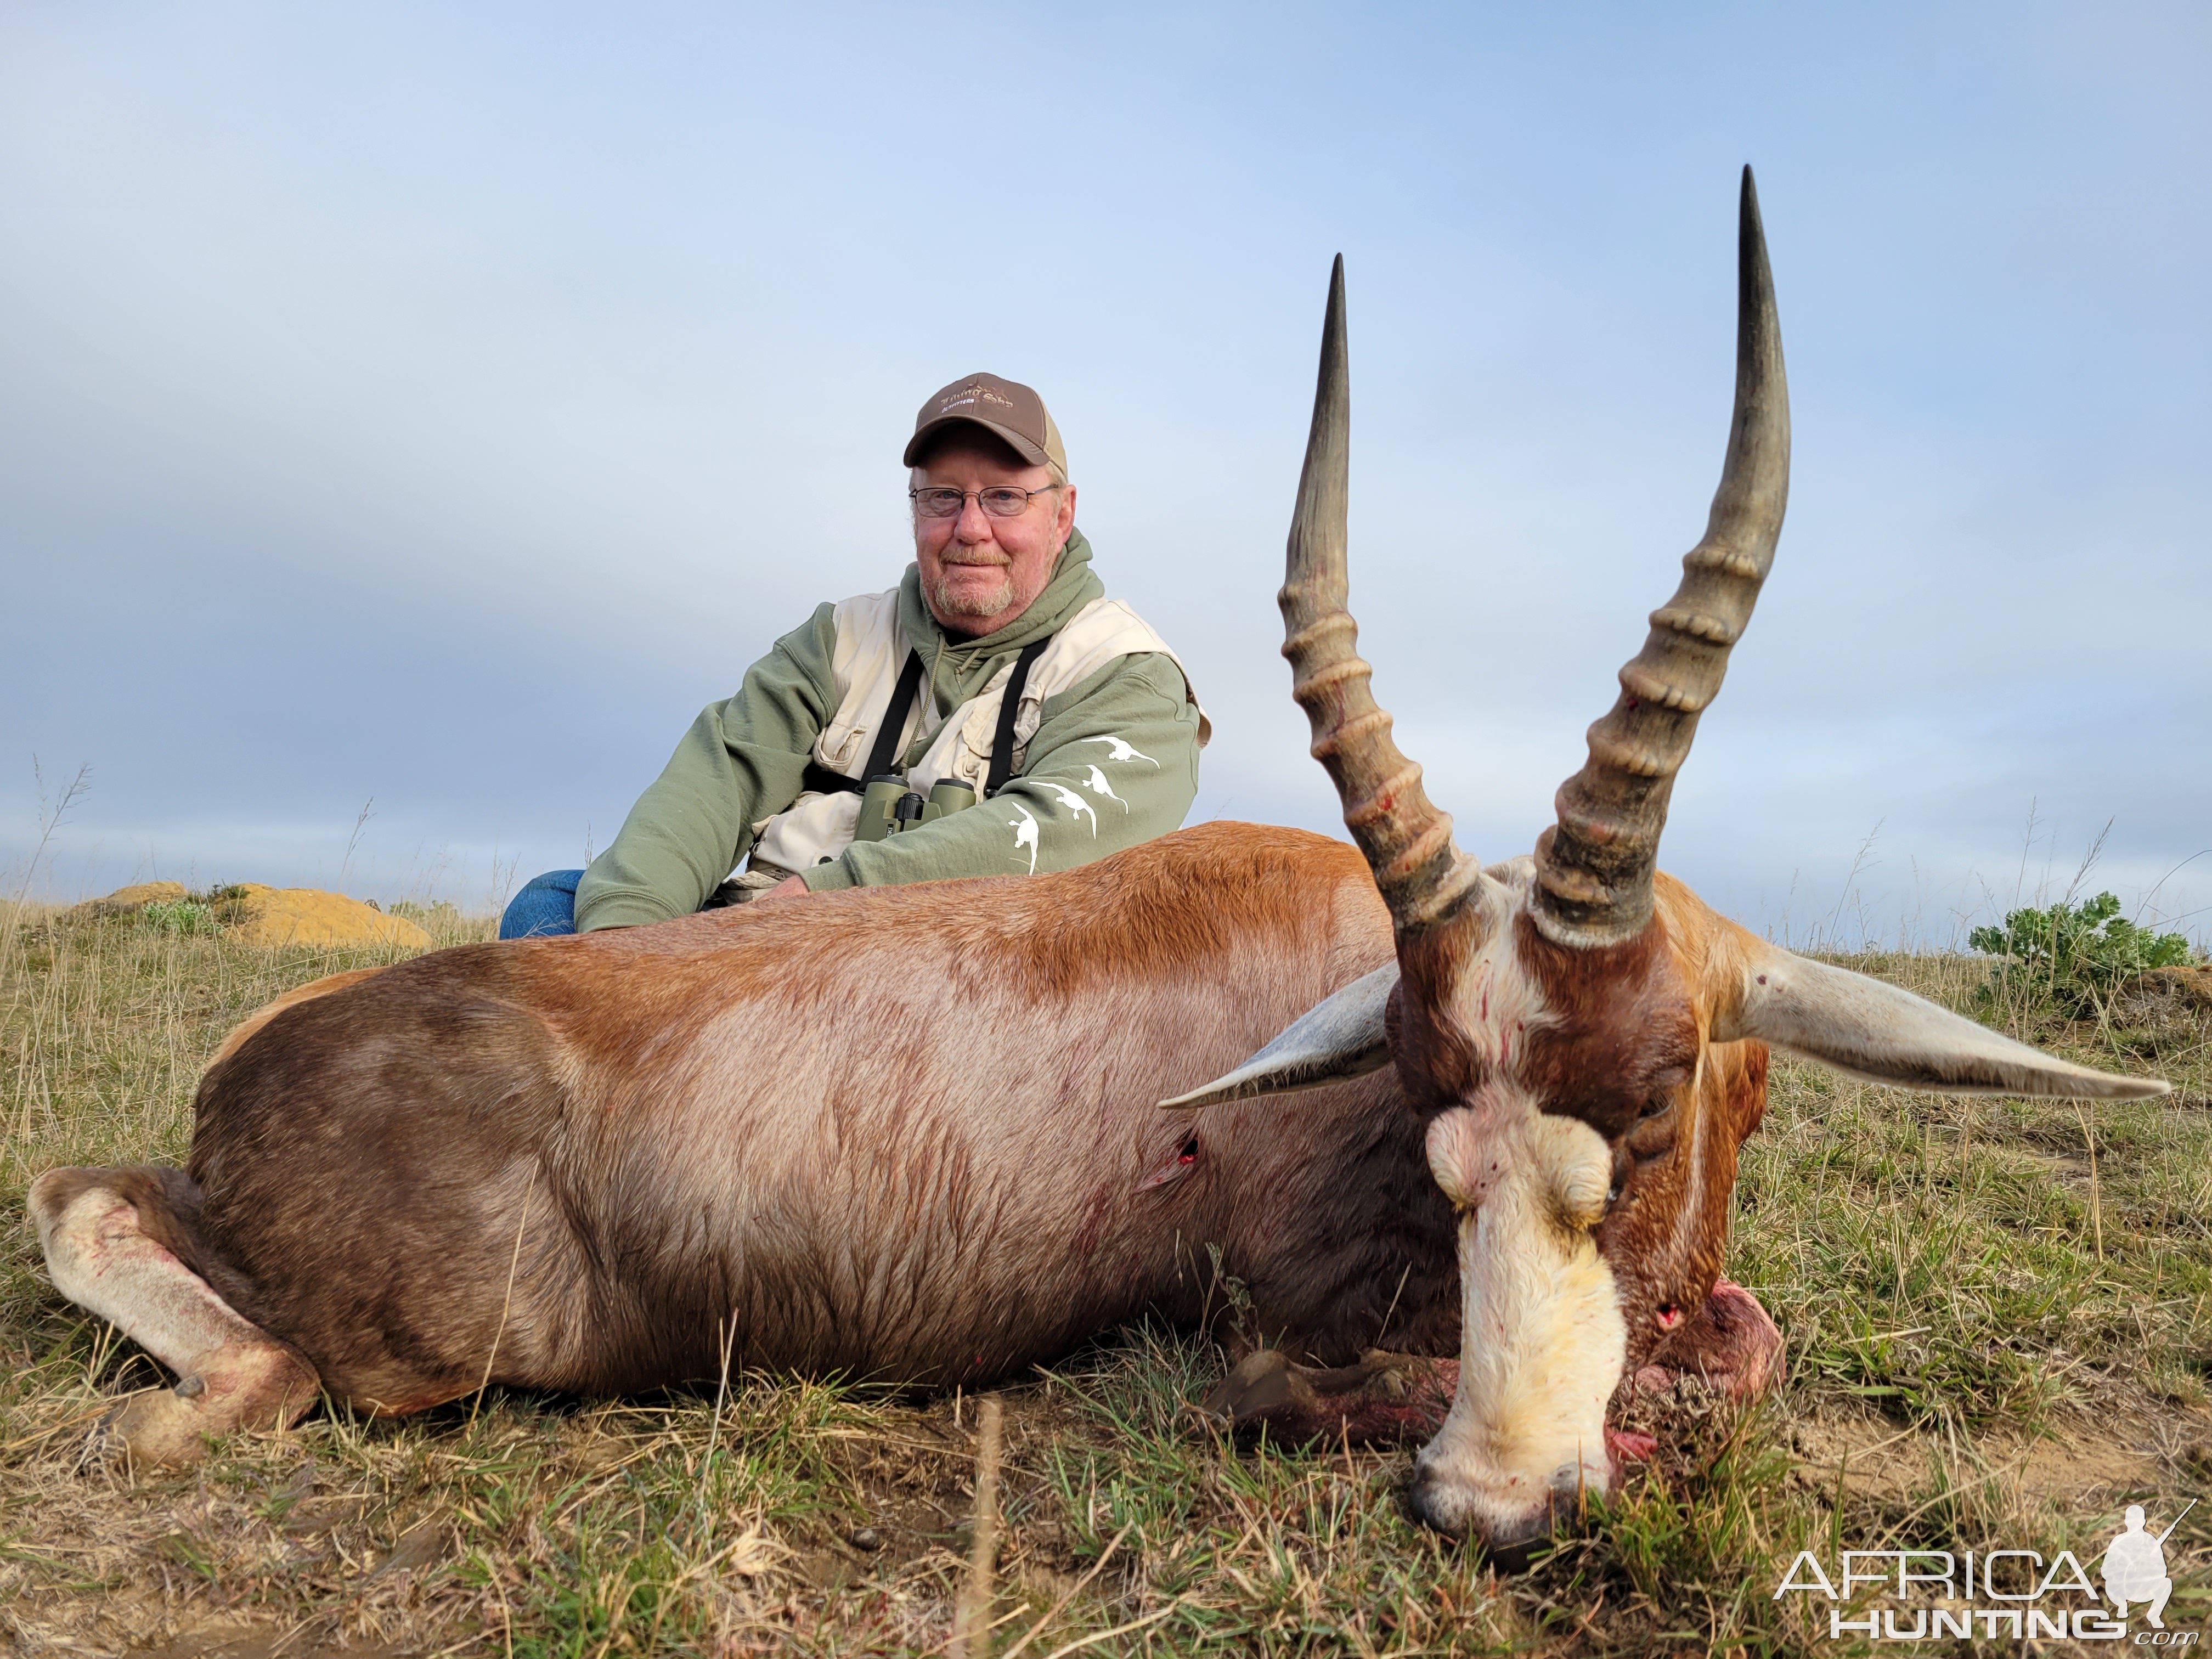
[907,484,1064,520]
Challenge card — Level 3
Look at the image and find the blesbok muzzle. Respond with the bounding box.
[1166,165,2169,1553]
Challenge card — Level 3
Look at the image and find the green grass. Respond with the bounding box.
[1,906,2205,1655]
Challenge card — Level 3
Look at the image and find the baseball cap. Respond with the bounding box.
[904,372,1068,478]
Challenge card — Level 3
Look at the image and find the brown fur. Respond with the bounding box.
[1384,909,1488,1110]
[207,967,387,1067]
[58,823,1460,1419]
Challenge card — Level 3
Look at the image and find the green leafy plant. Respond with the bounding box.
[136,899,221,936]
[1969,891,2196,1017]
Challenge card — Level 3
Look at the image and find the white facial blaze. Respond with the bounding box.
[1418,1103,1626,1538]
[1670,1043,1709,1272]
[1406,874,1629,1539]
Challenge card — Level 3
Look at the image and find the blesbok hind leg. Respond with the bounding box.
[29,1167,320,1467]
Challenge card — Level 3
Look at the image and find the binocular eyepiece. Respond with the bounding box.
[854,775,979,843]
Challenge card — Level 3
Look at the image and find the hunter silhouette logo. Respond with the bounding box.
[2106,1500,2193,1629]
[1774,1497,2199,1643]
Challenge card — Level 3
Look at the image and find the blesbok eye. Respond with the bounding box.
[1607,1143,1633,1208]
[1625,1096,1679,1161]
[1639,1065,1690,1117]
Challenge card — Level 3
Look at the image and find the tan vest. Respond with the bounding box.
[748,590,1208,875]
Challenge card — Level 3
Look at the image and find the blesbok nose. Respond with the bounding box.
[1406,1452,1592,1559]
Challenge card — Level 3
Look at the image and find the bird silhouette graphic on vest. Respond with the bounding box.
[1035,783,1099,834]
[1085,735,1158,767]
[1083,766,1130,812]
[1005,803,1040,874]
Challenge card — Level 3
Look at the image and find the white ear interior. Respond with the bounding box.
[1718,946,2169,1101]
[1159,962,1398,1112]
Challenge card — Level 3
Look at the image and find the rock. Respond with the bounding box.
[220,884,431,951]
[65,881,188,921]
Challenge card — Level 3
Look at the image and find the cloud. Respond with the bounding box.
[2,4,2204,945]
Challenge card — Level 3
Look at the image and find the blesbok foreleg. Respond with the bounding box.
[1200,1348,1456,1446]
[29,1167,320,1467]
[1201,1277,1780,1460]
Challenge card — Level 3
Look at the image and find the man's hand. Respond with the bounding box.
[753,873,810,905]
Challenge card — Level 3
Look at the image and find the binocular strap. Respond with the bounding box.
[798,635,1053,802]
[983,637,1052,798]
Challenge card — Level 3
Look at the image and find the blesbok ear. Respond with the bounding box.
[1159,963,1399,1112]
[1716,945,2170,1101]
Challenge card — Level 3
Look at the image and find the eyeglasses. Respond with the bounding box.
[908,484,1062,520]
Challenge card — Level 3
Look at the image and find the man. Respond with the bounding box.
[500,373,1207,938]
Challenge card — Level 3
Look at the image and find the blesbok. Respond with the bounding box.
[30,168,2162,1554]
[1182,166,2168,1541]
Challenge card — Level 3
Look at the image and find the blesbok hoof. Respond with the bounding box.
[82,1344,321,1470]
[84,1384,215,1469]
[1633,1277,1782,1400]
[1200,1348,1293,1425]
[1199,1348,1454,1445]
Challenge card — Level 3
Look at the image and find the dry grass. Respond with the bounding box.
[1,905,2206,1656]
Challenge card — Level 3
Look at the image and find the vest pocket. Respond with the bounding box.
[752,789,866,873]
[817,717,869,773]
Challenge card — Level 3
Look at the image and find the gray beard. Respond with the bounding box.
[929,562,1015,619]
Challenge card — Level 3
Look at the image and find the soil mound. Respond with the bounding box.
[65,881,432,951]
[64,881,188,920]
[2146,964,2212,1011]
[221,884,432,950]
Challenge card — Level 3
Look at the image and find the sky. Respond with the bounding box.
[3,2,2206,947]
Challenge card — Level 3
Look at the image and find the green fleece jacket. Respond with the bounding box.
[574,532,1203,932]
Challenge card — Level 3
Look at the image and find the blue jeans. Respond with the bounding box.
[500,869,583,939]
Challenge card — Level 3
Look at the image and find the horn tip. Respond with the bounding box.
[1739,166,1767,243]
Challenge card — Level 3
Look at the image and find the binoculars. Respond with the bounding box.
[854,775,979,843]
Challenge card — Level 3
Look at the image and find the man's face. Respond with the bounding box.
[912,431,1077,636]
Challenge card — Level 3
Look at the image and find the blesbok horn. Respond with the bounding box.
[1280,256,1481,933]
[1533,165,1791,947]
